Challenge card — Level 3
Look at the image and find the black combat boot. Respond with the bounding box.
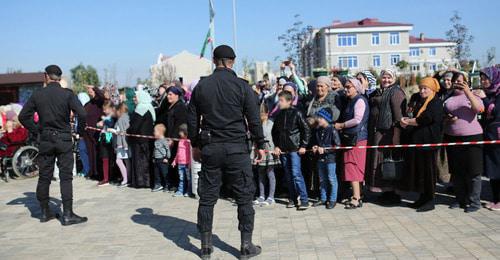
[39,201,58,223]
[240,232,261,260]
[200,232,213,260]
[61,201,88,226]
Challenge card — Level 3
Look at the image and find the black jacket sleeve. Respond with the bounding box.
[297,111,311,148]
[242,81,265,150]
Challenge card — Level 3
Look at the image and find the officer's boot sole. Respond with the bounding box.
[61,217,88,226]
[239,245,262,260]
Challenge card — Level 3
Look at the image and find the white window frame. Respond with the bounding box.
[429,47,436,56]
[338,56,359,69]
[371,33,380,45]
[410,64,420,71]
[429,63,437,71]
[410,48,420,57]
[372,55,381,67]
[389,32,400,45]
[337,33,357,47]
[390,54,401,65]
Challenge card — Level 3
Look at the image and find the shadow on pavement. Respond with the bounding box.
[131,207,240,258]
[6,192,62,219]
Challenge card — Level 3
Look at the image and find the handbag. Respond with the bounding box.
[340,132,357,146]
[381,150,405,181]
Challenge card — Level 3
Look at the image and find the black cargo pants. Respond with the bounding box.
[36,130,74,205]
[197,142,255,233]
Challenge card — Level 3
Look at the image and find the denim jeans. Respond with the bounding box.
[317,161,338,203]
[154,161,169,188]
[177,164,189,194]
[280,152,309,204]
[78,139,90,176]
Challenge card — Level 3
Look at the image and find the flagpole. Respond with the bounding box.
[210,0,215,70]
[232,0,238,72]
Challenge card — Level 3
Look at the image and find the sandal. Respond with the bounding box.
[345,197,363,209]
[341,197,353,205]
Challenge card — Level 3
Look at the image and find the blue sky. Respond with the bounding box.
[1,0,498,85]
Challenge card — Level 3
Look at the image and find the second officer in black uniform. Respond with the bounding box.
[19,65,88,226]
[187,45,265,260]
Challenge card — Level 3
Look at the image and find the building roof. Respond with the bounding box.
[325,18,412,29]
[409,35,450,44]
[0,72,44,85]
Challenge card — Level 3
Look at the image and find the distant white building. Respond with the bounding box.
[248,61,271,84]
[150,50,212,87]
[302,18,457,76]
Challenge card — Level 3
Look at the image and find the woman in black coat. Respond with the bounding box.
[400,77,443,212]
[127,90,155,188]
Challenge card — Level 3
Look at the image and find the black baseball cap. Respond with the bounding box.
[45,65,62,77]
[213,45,236,59]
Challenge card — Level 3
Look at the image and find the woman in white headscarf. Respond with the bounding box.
[127,90,156,188]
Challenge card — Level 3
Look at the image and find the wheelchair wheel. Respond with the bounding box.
[11,146,39,178]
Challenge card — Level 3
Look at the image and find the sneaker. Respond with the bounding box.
[297,201,310,211]
[118,182,128,188]
[253,197,265,205]
[261,198,274,206]
[485,202,496,210]
[449,202,466,209]
[173,191,184,197]
[326,201,336,209]
[286,200,296,208]
[313,201,325,207]
[490,203,500,211]
[183,193,189,197]
[97,181,109,186]
[163,187,171,193]
[465,206,480,213]
[151,186,163,192]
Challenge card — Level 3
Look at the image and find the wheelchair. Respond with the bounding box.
[0,139,39,182]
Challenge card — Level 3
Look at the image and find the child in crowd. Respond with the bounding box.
[254,104,278,206]
[172,124,191,197]
[311,108,340,209]
[97,101,115,186]
[152,124,171,192]
[272,91,311,210]
[109,103,130,187]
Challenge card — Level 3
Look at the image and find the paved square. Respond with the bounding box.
[0,178,499,260]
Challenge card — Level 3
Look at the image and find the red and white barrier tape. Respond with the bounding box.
[84,126,499,151]
[84,126,188,142]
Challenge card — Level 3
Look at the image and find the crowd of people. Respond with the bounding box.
[1,62,499,214]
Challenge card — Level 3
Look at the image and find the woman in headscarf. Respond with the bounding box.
[478,66,500,210]
[399,77,443,212]
[444,72,484,213]
[306,76,341,127]
[125,87,136,116]
[83,85,104,180]
[164,86,187,139]
[335,78,370,209]
[365,69,407,205]
[155,84,169,125]
[127,90,155,188]
[356,70,377,97]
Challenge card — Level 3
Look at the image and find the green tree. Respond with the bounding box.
[446,11,474,68]
[70,63,100,93]
[278,14,313,74]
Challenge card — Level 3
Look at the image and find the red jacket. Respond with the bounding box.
[0,127,28,157]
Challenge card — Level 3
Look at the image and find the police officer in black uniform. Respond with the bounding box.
[19,65,88,226]
[187,45,265,260]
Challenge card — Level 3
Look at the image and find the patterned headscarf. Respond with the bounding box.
[347,77,364,95]
[480,66,500,96]
[359,70,377,90]
[381,69,396,79]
